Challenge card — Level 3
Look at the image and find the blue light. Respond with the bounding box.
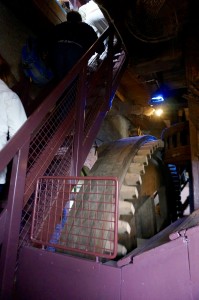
[149,94,165,106]
[152,95,164,101]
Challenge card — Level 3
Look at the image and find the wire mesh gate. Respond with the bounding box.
[31,176,119,259]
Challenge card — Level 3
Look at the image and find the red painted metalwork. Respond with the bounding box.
[31,176,119,259]
[0,25,128,298]
[16,213,199,300]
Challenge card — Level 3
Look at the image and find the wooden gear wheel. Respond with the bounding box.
[88,136,170,258]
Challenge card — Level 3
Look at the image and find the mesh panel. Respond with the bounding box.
[24,80,78,203]
[14,29,127,264]
[19,80,78,254]
[31,176,119,259]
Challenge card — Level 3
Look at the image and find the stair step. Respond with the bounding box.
[168,166,177,171]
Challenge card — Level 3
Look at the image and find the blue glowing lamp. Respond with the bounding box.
[149,94,165,106]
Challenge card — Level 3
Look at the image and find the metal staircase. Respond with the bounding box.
[0,15,196,300]
[161,121,191,220]
[167,164,183,219]
[0,25,128,298]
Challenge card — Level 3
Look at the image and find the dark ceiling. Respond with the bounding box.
[2,0,199,133]
[96,0,197,112]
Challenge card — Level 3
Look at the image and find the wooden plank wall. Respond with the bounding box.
[33,0,66,25]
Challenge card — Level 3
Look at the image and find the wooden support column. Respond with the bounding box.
[185,32,199,210]
[189,117,199,210]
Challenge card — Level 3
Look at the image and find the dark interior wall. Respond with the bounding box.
[0,0,53,35]
[0,1,34,80]
[0,0,53,80]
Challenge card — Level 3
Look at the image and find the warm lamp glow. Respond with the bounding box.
[154,108,163,116]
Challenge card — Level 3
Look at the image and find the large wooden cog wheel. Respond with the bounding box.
[89,136,167,258]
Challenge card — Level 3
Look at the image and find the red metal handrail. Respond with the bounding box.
[0,25,128,297]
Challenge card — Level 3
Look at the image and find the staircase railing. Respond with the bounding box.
[0,25,128,298]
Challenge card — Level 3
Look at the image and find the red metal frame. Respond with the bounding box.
[31,176,119,259]
[0,25,128,297]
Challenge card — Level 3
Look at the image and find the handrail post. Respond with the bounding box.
[0,140,30,299]
[70,68,88,176]
[104,26,114,111]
